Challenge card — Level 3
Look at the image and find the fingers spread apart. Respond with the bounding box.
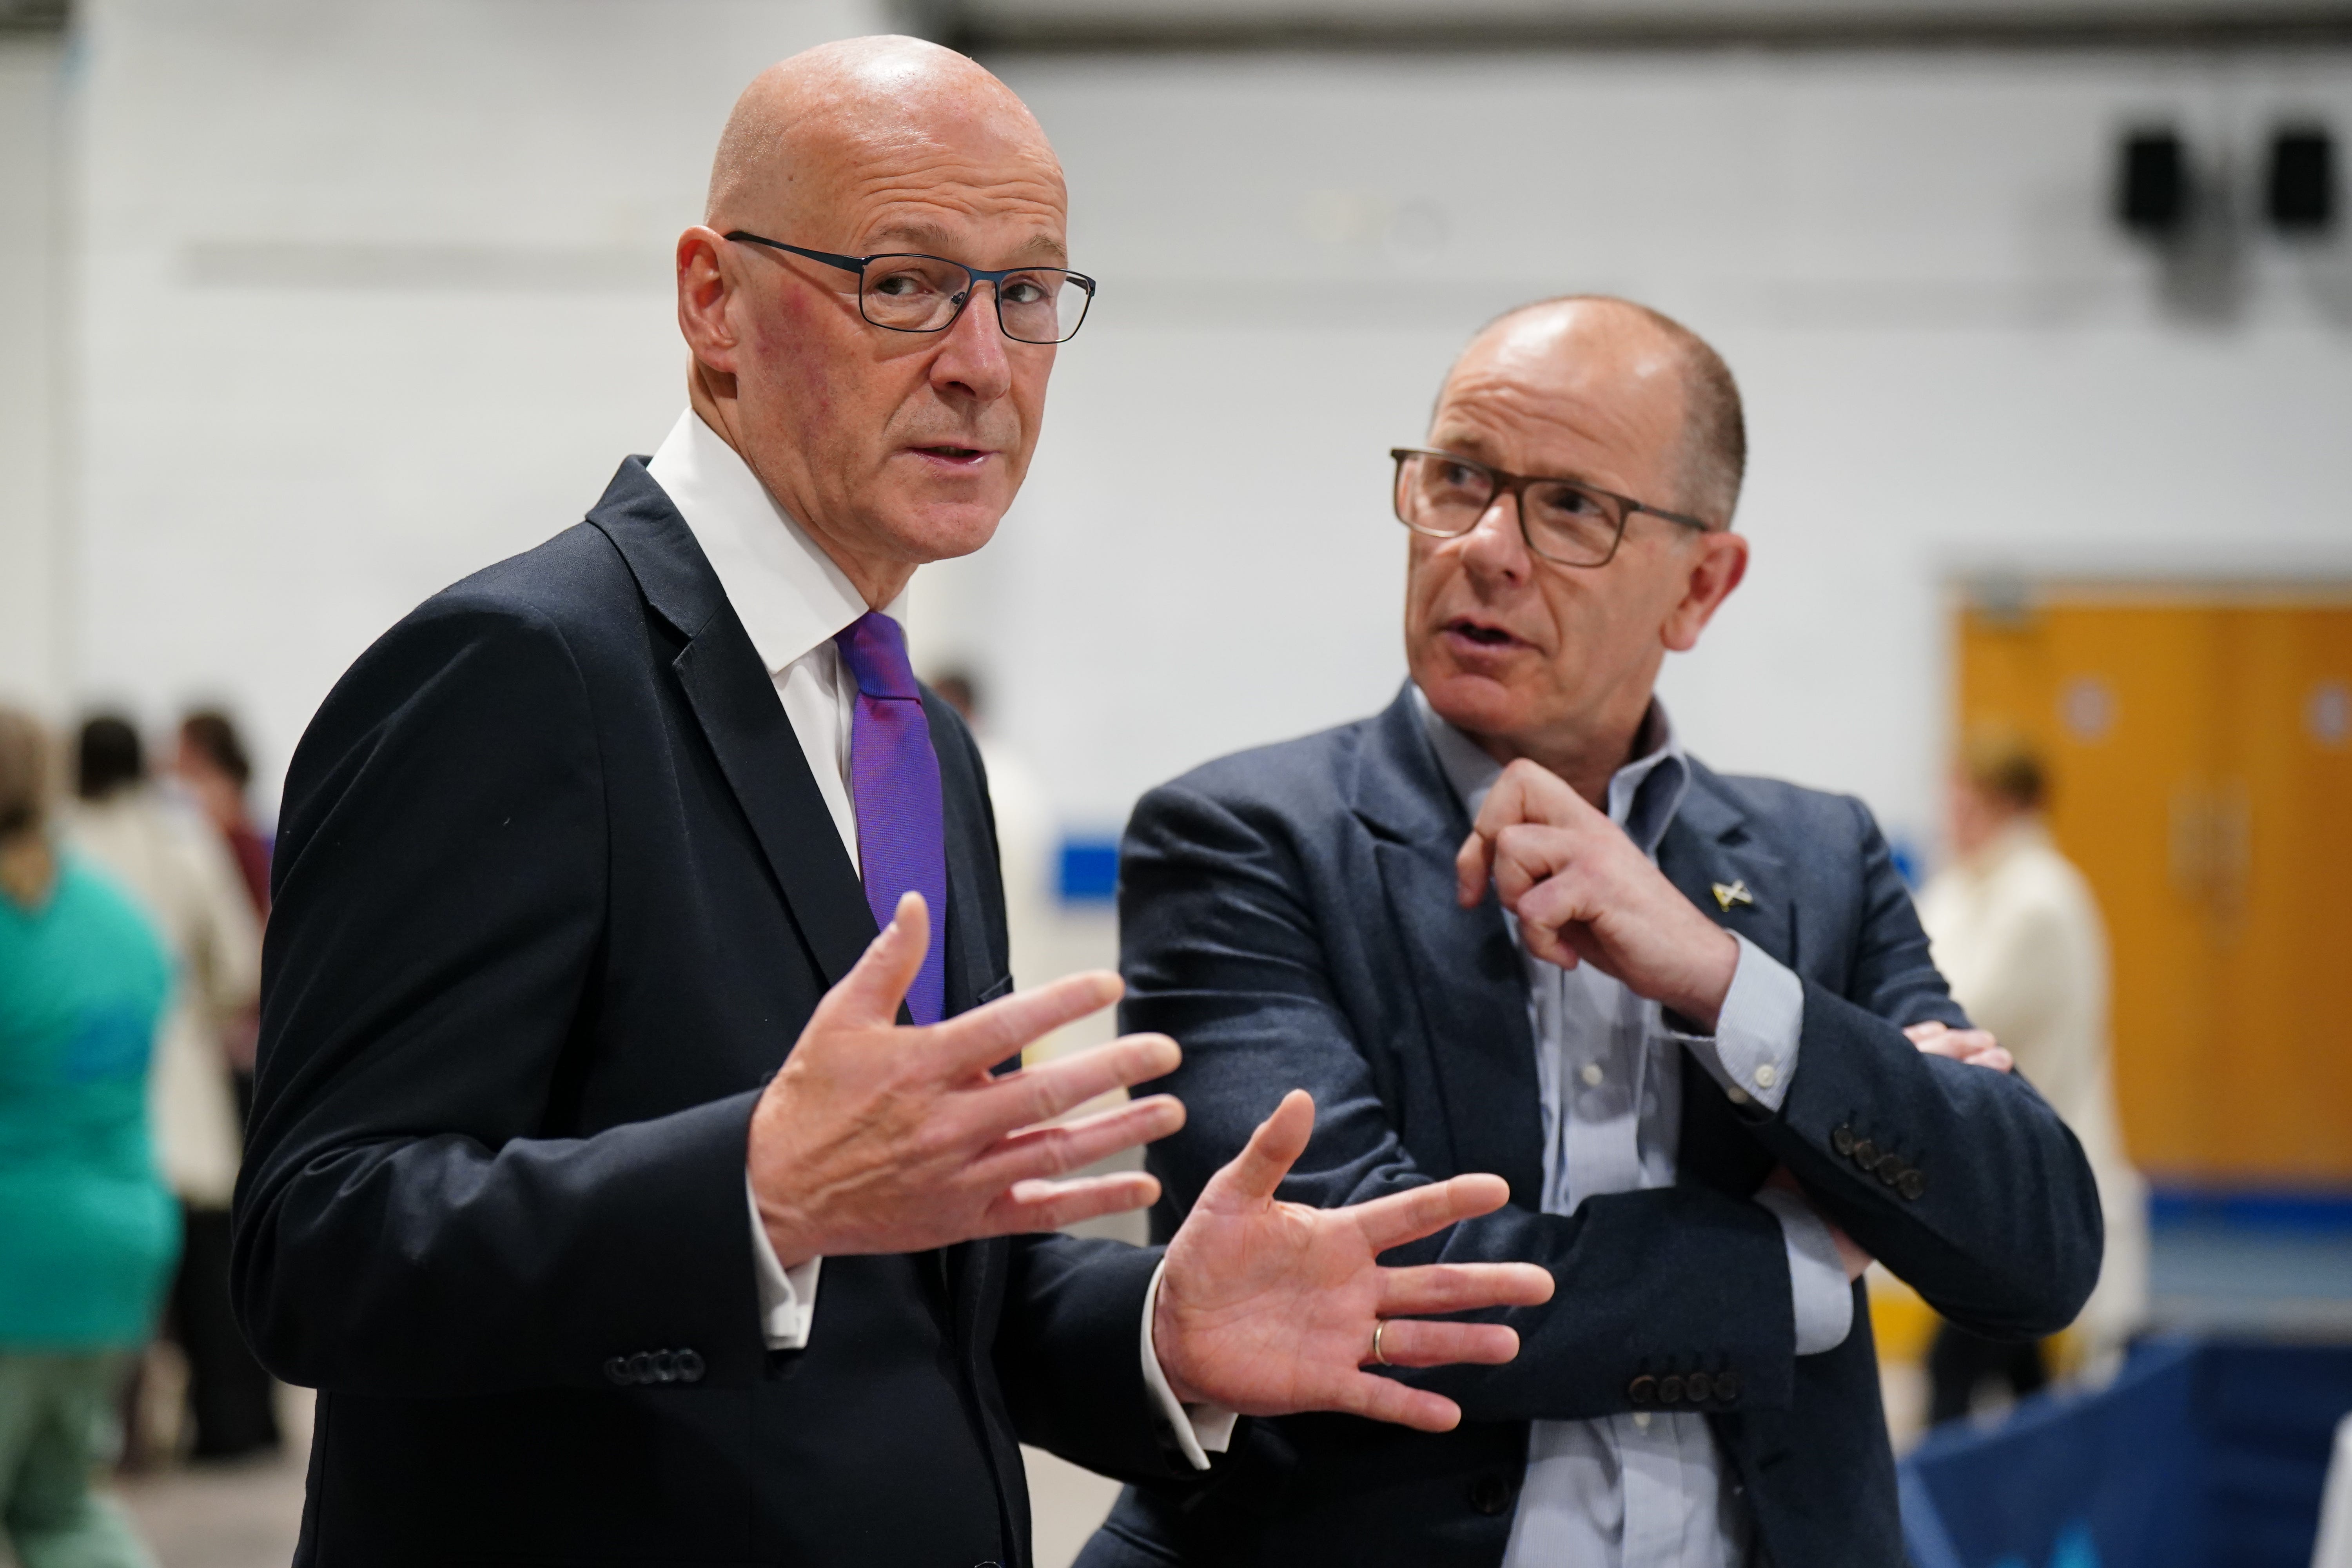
[1375,1260,1554,1318]
[1359,1317,1522,1370]
[1352,1172,1512,1252]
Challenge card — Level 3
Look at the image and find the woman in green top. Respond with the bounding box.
[0,706,179,1568]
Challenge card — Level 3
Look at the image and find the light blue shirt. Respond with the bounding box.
[1415,690,1852,1568]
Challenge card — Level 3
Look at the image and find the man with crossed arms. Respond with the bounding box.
[1089,297,2100,1565]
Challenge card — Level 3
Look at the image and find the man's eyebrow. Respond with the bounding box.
[864,220,1068,267]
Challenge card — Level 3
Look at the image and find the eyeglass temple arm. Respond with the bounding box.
[721,232,867,276]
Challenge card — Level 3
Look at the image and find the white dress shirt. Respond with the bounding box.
[1414,690,1852,1568]
[644,411,1227,1457]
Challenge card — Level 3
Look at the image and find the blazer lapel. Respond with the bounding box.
[1658,762,1791,1194]
[1655,762,1793,973]
[1354,690,1545,1204]
[586,458,877,990]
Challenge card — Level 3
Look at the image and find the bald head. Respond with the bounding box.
[707,36,1061,243]
[1451,297,1745,528]
[675,38,1072,612]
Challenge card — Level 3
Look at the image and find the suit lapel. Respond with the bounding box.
[1658,762,1791,1194]
[1354,691,1545,1203]
[1655,762,1793,972]
[586,459,877,990]
[927,692,1002,1021]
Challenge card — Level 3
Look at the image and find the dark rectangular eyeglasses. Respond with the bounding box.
[725,232,1095,345]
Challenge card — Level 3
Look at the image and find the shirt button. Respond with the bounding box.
[1633,1411,1654,1432]
[1753,1062,1778,1090]
[1580,1062,1605,1088]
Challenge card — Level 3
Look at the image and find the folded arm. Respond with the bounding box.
[1120,780,1802,1423]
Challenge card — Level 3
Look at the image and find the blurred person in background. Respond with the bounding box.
[0,706,178,1568]
[67,717,274,1461]
[1916,732,2145,1423]
[171,710,270,1122]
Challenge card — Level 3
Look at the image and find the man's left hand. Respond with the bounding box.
[1152,1090,1556,1434]
[1456,759,1740,1030]
[1905,1020,2014,1073]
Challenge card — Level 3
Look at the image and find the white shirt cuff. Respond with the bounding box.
[1140,1258,1238,1470]
[747,1172,822,1350]
[1671,933,1804,1114]
[1753,1185,1857,1355]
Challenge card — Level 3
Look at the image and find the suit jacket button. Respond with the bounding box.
[652,1350,678,1383]
[1851,1138,1879,1168]
[1683,1371,1713,1403]
[1898,1169,1926,1201]
[1831,1125,1857,1156]
[1469,1474,1514,1515]
[1715,1370,1740,1403]
[1657,1374,1685,1405]
[676,1348,705,1383]
[1628,1375,1657,1407]
[1876,1153,1906,1185]
[604,1356,631,1386]
[624,1352,654,1385]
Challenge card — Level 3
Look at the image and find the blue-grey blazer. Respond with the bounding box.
[1081,686,2102,1568]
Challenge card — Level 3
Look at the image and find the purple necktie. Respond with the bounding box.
[834,612,948,1026]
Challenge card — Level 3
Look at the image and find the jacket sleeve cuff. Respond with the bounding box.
[1140,1258,1237,1470]
[1671,933,1805,1114]
[1753,1185,1857,1355]
[745,1172,822,1350]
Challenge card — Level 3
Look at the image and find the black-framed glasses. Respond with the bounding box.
[724,232,1096,345]
[1389,447,1717,568]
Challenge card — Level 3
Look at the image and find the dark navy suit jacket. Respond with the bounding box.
[1082,688,2102,1567]
[232,460,1182,1568]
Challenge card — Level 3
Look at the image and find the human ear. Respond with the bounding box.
[1661,531,1748,653]
[675,227,741,377]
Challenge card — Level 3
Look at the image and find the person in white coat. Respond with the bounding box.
[1915,733,2147,1421]
[66,716,274,1459]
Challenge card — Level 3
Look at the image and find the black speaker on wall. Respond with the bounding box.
[2267,127,2336,233]
[2119,129,2189,237]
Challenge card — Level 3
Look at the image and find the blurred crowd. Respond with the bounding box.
[1,703,276,1566]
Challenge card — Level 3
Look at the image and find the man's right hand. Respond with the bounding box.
[748,891,1185,1267]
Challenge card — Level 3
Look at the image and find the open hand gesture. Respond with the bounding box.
[1151,1090,1555,1433]
[749,892,1185,1267]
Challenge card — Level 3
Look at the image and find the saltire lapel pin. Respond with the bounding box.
[1711,879,1754,912]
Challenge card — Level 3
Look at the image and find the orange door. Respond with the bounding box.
[1954,591,2352,1187]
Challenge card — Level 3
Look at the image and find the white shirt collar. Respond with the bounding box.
[1412,684,1691,857]
[643,410,907,673]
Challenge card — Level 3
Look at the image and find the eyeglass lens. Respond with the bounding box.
[861,255,1089,343]
[1396,453,1622,566]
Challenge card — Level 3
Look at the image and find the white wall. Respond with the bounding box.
[0,34,67,714]
[914,48,2352,860]
[68,0,882,802]
[33,19,2352,861]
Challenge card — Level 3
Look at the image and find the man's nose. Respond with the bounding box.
[1456,492,1532,584]
[928,283,1014,403]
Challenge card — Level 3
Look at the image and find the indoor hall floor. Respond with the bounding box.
[99,1406,1121,1568]
[64,1221,2352,1568]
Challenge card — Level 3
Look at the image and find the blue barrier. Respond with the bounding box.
[1057,837,1120,903]
[1901,1338,2352,1568]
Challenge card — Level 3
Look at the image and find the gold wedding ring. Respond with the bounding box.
[1371,1319,1392,1367]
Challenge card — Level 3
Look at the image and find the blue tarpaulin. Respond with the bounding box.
[1901,1338,2352,1568]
